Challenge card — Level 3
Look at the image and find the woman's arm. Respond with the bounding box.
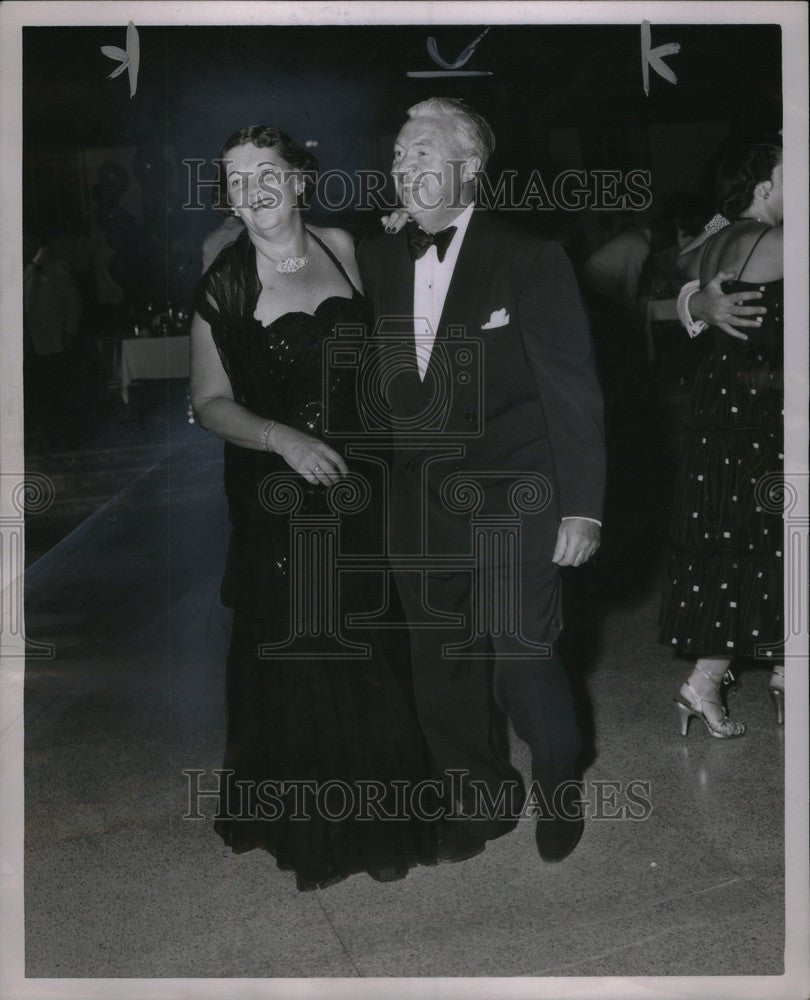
[190,310,276,448]
[190,311,348,485]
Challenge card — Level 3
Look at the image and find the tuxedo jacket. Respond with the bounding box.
[356,210,605,562]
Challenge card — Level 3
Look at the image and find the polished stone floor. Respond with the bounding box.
[19,411,791,988]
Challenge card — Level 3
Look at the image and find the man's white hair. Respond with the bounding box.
[406,97,495,170]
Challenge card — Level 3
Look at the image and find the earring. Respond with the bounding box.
[763,191,770,200]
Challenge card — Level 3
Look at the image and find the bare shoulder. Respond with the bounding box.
[701,221,780,283]
[739,225,782,282]
[754,225,782,250]
[308,225,361,287]
[308,225,356,256]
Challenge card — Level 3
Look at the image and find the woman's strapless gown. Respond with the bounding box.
[194,229,438,890]
[659,278,784,659]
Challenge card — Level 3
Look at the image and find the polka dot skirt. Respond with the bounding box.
[659,329,784,659]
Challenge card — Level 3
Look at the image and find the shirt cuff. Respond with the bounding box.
[562,516,602,527]
[677,280,707,338]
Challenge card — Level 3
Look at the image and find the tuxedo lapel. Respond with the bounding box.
[378,231,415,337]
[425,210,496,381]
[403,212,498,459]
[371,215,499,446]
[374,212,496,355]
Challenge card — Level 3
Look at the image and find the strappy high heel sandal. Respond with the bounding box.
[768,664,784,725]
[721,667,740,696]
[674,665,746,739]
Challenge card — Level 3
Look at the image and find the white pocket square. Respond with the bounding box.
[481,308,510,329]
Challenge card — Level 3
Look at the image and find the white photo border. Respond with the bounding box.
[1,3,807,999]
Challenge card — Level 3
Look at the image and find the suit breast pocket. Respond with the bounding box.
[480,305,512,332]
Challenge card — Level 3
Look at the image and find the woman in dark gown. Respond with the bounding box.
[659,140,784,736]
[190,126,438,889]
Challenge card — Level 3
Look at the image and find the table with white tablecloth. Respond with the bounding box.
[119,335,190,403]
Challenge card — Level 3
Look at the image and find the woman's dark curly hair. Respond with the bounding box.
[213,125,318,215]
[715,138,782,221]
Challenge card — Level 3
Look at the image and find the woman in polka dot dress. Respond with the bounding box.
[660,139,784,738]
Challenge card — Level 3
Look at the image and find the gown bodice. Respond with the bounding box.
[194,227,374,510]
[714,277,783,358]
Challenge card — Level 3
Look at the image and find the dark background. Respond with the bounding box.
[24,23,781,309]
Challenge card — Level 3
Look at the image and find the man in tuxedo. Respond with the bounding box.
[356,98,605,863]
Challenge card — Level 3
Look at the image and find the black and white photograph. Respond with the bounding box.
[0,2,807,998]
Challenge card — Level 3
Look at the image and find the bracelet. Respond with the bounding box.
[260,419,276,452]
[704,213,730,235]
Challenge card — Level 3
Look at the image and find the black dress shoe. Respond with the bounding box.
[436,826,487,864]
[535,815,584,862]
[534,779,585,862]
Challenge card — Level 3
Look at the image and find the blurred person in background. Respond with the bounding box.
[23,228,83,444]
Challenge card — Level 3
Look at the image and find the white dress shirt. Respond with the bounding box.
[413,203,475,380]
[677,279,707,337]
[409,204,600,529]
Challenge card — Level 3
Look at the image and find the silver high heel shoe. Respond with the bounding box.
[721,667,740,696]
[768,665,785,725]
[674,666,746,739]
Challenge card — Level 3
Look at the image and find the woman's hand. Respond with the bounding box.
[271,426,348,486]
[381,208,412,234]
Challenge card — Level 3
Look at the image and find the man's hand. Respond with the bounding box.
[552,518,600,567]
[691,270,766,340]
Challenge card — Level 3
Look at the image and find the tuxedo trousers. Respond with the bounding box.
[394,557,583,841]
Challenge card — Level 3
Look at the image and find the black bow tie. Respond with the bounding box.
[405,222,457,263]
